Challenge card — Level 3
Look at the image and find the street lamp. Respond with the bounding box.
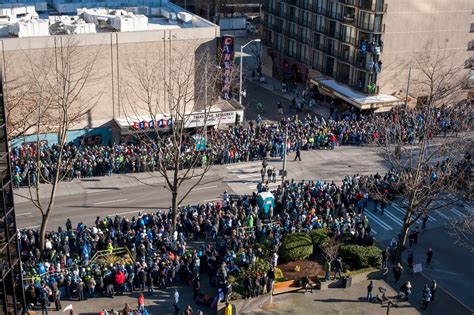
[239,38,261,104]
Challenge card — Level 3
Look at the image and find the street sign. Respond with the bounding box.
[413,263,423,273]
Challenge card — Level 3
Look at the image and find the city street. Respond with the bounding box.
[14,144,473,313]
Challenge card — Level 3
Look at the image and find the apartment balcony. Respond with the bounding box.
[338,0,387,13]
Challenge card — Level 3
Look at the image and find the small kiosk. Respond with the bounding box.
[257,192,275,216]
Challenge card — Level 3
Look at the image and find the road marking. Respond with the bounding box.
[85,189,108,194]
[16,212,32,216]
[435,210,451,220]
[371,228,377,234]
[107,210,141,217]
[238,173,260,179]
[247,182,280,189]
[229,165,262,173]
[364,210,392,231]
[194,185,218,191]
[93,198,128,205]
[382,209,403,226]
[450,208,466,217]
[226,162,260,169]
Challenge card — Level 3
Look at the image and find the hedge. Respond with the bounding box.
[278,233,313,262]
[309,229,330,248]
[339,245,382,269]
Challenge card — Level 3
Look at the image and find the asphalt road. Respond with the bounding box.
[15,173,231,229]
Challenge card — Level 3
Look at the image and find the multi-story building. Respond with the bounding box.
[172,0,263,22]
[262,0,473,110]
[0,1,244,147]
[0,72,24,314]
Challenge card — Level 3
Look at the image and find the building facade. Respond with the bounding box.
[0,2,244,147]
[262,0,473,110]
[0,72,24,314]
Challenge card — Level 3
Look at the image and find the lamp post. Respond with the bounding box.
[239,38,261,104]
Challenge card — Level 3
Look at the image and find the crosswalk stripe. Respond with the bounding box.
[237,173,260,179]
[364,210,392,231]
[450,208,466,218]
[247,182,280,188]
[383,209,403,226]
[371,228,377,234]
[391,204,405,215]
[226,162,260,169]
[435,210,451,220]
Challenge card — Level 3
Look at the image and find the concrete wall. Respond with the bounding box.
[0,26,219,135]
[379,0,473,95]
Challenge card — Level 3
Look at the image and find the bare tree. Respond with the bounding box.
[449,212,474,252]
[369,47,472,262]
[122,44,222,230]
[15,36,102,251]
[321,237,340,264]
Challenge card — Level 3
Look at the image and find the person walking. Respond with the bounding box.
[173,289,179,314]
[421,285,432,310]
[430,280,437,302]
[277,102,283,115]
[333,257,343,280]
[393,262,403,283]
[224,302,233,315]
[294,146,302,162]
[367,280,374,301]
[54,288,62,311]
[426,248,433,265]
[137,293,145,312]
[38,282,50,315]
[324,260,332,281]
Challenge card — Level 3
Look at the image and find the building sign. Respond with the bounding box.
[132,118,173,130]
[221,35,235,100]
[185,110,242,128]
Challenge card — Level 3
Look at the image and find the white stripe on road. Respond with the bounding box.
[107,210,141,217]
[194,185,218,191]
[450,208,466,218]
[203,198,221,202]
[435,210,451,220]
[238,173,260,179]
[226,162,260,169]
[93,198,128,205]
[364,210,392,231]
[247,182,280,189]
[229,165,262,173]
[85,189,108,194]
[16,212,32,216]
[382,209,403,226]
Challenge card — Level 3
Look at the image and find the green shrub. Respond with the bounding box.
[279,233,313,262]
[309,229,330,248]
[340,245,382,269]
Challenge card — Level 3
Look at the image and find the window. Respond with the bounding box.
[468,40,474,51]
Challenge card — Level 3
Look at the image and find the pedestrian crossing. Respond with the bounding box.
[224,161,283,190]
[222,161,472,241]
[361,199,471,241]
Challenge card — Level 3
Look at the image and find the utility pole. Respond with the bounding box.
[404,66,411,107]
[280,118,288,203]
[204,62,208,144]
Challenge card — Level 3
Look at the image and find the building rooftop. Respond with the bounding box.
[0,1,216,38]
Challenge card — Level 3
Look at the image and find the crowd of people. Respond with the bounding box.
[10,104,468,188]
[15,104,470,313]
[18,160,408,312]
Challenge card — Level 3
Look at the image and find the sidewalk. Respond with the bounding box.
[224,272,471,315]
[250,73,330,117]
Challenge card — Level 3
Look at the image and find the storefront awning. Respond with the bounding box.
[310,77,405,110]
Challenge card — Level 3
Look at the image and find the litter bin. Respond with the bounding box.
[342,276,352,288]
